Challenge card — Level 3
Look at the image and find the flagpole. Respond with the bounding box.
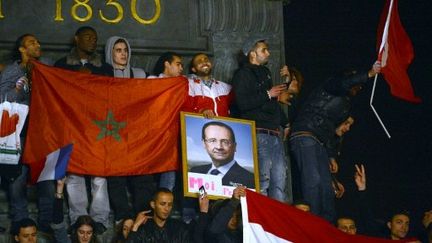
[370,74,391,138]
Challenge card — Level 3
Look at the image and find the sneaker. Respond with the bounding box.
[93,222,107,234]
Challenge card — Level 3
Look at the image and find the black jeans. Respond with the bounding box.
[107,175,155,221]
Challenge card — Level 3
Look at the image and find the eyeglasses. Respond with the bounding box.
[204,138,233,147]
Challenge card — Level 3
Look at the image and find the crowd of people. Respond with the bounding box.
[0,25,431,243]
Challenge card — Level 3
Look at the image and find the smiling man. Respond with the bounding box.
[190,121,254,188]
[184,53,233,118]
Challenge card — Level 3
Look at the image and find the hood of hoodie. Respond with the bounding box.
[105,36,132,78]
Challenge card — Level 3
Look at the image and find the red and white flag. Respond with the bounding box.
[241,190,414,243]
[376,0,421,103]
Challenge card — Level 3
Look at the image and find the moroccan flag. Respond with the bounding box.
[23,62,188,177]
[376,0,421,103]
[241,190,415,243]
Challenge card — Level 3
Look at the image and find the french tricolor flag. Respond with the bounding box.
[241,190,414,243]
[29,144,73,184]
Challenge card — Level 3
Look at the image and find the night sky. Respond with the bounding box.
[283,0,432,235]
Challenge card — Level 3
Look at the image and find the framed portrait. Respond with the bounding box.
[181,112,259,199]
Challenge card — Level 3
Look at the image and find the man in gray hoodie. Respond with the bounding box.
[104,36,155,225]
[105,36,146,78]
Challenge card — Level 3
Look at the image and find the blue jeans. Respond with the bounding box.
[9,165,29,222]
[257,133,288,202]
[66,174,110,227]
[290,135,335,222]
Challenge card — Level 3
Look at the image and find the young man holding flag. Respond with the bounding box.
[0,33,55,234]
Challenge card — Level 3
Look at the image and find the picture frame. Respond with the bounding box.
[181,112,260,199]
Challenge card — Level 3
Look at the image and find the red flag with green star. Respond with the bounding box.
[23,62,188,178]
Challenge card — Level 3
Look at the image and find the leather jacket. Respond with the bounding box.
[126,218,191,243]
[291,71,369,153]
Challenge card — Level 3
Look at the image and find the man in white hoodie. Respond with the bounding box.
[104,36,155,225]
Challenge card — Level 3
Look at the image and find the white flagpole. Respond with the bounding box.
[370,74,391,138]
[371,0,393,139]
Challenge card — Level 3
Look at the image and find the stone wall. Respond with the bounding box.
[0,0,286,82]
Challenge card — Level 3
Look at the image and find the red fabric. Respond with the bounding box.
[183,77,233,117]
[0,110,19,137]
[245,189,415,243]
[23,62,188,177]
[376,0,421,103]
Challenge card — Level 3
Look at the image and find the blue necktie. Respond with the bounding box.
[210,169,220,175]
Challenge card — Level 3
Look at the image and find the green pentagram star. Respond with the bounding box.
[93,110,126,141]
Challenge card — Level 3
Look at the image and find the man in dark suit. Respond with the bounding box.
[190,121,255,188]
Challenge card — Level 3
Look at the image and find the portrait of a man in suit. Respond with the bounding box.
[190,121,255,188]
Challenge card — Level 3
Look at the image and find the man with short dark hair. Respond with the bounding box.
[387,211,411,240]
[232,36,290,202]
[191,121,254,188]
[54,26,112,233]
[127,188,190,242]
[0,33,55,234]
[55,26,112,76]
[148,51,185,191]
[151,51,183,78]
[337,217,357,235]
[11,218,37,243]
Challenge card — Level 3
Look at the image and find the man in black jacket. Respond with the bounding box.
[127,188,190,243]
[54,26,113,233]
[289,62,381,222]
[54,26,112,76]
[231,36,290,202]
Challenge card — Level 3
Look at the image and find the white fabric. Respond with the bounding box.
[0,101,28,165]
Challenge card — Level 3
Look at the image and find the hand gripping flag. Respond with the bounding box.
[23,62,188,177]
[241,190,416,243]
[376,0,421,103]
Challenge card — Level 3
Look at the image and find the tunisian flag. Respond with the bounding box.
[376,0,421,103]
[241,190,414,243]
[23,62,188,177]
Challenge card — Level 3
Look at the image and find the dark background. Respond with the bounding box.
[284,0,432,236]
